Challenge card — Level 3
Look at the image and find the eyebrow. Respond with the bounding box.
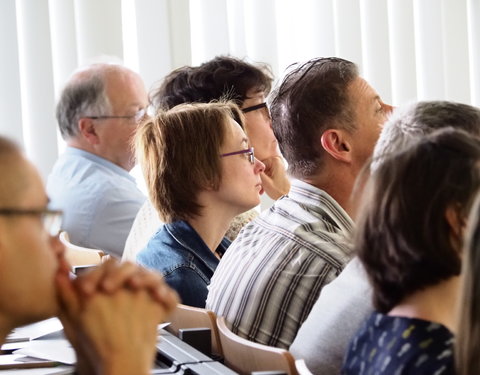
[245,90,264,99]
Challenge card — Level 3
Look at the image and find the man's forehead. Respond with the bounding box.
[348,77,380,102]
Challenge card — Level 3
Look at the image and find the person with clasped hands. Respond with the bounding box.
[0,136,178,375]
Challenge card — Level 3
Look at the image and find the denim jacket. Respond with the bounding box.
[136,220,231,307]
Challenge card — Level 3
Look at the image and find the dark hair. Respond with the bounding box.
[150,56,273,112]
[270,57,358,179]
[135,101,244,222]
[356,128,480,313]
[456,193,480,375]
[0,137,20,158]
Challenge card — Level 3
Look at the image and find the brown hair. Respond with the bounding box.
[270,57,358,179]
[135,101,244,222]
[356,128,480,313]
[0,137,28,207]
[456,193,480,375]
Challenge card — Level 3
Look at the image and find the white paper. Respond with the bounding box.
[13,340,76,365]
[0,366,73,374]
[7,318,63,342]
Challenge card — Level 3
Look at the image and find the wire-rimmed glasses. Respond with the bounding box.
[220,147,255,164]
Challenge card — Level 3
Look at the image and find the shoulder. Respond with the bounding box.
[343,315,455,375]
[137,228,184,262]
[290,259,373,373]
[137,228,207,275]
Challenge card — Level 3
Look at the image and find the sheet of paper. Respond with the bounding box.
[13,339,76,365]
[7,318,63,342]
[158,322,170,330]
[0,366,73,374]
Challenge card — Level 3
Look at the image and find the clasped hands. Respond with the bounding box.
[55,257,178,375]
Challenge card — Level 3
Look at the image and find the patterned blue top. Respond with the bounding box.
[341,312,454,375]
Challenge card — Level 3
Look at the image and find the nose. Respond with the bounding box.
[385,103,395,115]
[254,158,265,174]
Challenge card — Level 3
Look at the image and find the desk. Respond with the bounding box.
[0,325,237,374]
[155,329,237,374]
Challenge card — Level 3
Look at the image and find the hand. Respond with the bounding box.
[73,258,177,309]
[55,262,178,375]
[260,156,290,200]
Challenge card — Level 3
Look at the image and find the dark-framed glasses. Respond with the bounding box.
[241,102,268,114]
[0,208,63,236]
[220,147,255,164]
[84,108,147,123]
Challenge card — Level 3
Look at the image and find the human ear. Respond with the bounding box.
[445,204,467,252]
[320,129,352,163]
[78,118,100,145]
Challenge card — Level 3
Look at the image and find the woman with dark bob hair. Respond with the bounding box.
[134,102,265,307]
[342,128,480,374]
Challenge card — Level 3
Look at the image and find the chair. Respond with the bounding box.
[167,303,223,357]
[295,359,314,375]
[59,231,106,268]
[216,316,298,375]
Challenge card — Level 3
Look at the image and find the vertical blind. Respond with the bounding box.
[1,0,479,179]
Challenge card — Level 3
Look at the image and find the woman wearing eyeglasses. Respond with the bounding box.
[123,56,288,262]
[134,102,265,307]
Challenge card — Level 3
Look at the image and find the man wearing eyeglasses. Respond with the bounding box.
[0,136,178,374]
[47,63,148,258]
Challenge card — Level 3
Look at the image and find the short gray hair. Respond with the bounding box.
[56,65,112,139]
[372,101,480,170]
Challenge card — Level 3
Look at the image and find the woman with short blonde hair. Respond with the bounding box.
[135,102,265,307]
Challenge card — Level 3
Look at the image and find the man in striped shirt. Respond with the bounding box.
[206,57,393,348]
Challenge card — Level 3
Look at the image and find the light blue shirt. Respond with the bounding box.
[47,147,145,257]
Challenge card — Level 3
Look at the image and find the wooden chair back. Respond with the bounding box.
[295,359,314,375]
[167,303,222,357]
[59,231,106,268]
[216,316,298,375]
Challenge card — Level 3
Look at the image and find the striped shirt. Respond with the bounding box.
[206,179,354,348]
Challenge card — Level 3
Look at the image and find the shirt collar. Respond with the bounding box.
[65,147,135,182]
[287,179,354,234]
[165,220,230,272]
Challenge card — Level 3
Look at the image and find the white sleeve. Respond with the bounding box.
[290,257,374,375]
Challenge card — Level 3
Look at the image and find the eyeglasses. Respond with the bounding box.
[242,102,268,114]
[220,147,255,164]
[0,208,63,236]
[84,108,147,123]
